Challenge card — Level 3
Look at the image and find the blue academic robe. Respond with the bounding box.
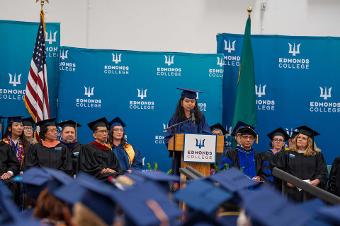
[112,144,143,171]
[164,115,211,175]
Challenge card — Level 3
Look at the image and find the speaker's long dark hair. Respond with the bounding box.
[171,97,202,124]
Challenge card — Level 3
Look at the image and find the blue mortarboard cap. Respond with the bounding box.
[133,170,179,183]
[22,117,35,127]
[53,173,116,225]
[208,168,258,193]
[240,186,312,226]
[57,120,81,129]
[318,205,340,225]
[109,117,126,128]
[0,181,13,198]
[0,189,20,224]
[21,167,73,199]
[297,200,329,226]
[112,181,182,226]
[35,118,56,127]
[210,123,228,135]
[177,88,202,99]
[87,117,109,131]
[174,179,232,214]
[267,127,290,141]
[180,212,224,226]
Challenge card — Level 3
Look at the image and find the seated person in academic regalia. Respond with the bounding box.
[258,127,289,188]
[2,116,26,169]
[79,117,121,181]
[219,122,262,181]
[108,117,143,172]
[276,125,328,202]
[328,156,340,197]
[164,88,211,176]
[58,120,82,175]
[0,140,20,181]
[24,118,73,175]
[22,117,38,146]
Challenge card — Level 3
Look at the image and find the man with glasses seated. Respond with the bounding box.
[258,128,289,188]
[79,117,121,181]
[219,121,262,181]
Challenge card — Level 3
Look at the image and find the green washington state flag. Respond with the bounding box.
[232,14,256,128]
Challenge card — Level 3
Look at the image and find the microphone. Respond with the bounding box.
[190,109,195,123]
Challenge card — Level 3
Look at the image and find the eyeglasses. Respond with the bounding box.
[273,138,284,142]
[96,129,108,134]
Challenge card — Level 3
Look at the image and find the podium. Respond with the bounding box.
[167,133,224,176]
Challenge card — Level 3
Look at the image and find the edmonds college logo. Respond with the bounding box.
[129,88,155,110]
[278,42,310,70]
[59,49,76,72]
[44,30,59,58]
[156,55,182,77]
[309,86,340,113]
[0,73,25,101]
[255,84,275,111]
[75,85,102,108]
[103,52,129,75]
[223,39,240,67]
[208,57,224,78]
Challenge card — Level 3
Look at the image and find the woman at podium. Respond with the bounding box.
[164,88,211,176]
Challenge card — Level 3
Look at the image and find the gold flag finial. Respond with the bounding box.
[247,6,252,15]
[36,0,49,11]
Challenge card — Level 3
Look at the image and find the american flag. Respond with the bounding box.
[24,11,50,122]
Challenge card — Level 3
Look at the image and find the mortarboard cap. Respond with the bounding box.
[57,120,81,129]
[267,127,290,141]
[237,124,257,137]
[6,116,23,124]
[22,117,35,127]
[210,123,228,136]
[180,212,225,226]
[53,173,116,225]
[240,186,312,226]
[177,88,202,100]
[112,181,182,226]
[87,117,109,131]
[174,179,232,214]
[318,205,340,225]
[35,118,56,127]
[231,121,248,136]
[109,117,126,128]
[208,168,258,193]
[21,167,73,200]
[295,125,320,138]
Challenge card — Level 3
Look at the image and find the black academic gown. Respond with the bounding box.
[0,141,20,176]
[328,156,340,197]
[79,141,121,181]
[258,149,284,190]
[61,141,82,175]
[0,141,21,203]
[24,142,73,175]
[277,150,328,202]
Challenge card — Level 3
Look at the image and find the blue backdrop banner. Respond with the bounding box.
[0,20,60,117]
[57,47,223,171]
[217,33,340,164]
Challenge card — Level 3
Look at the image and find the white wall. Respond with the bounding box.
[1,0,340,53]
